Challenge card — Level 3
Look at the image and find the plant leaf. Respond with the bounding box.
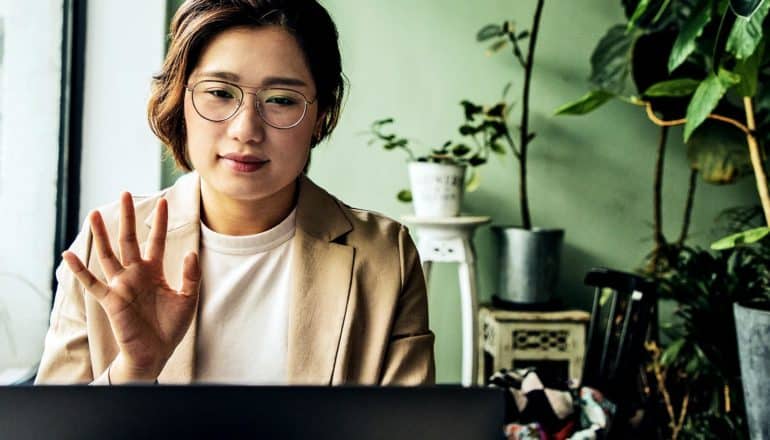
[726,0,769,59]
[627,0,652,31]
[465,168,481,192]
[477,24,503,42]
[554,90,615,115]
[468,155,487,166]
[490,142,506,154]
[710,226,770,249]
[452,144,471,156]
[661,338,686,366]
[590,25,639,93]
[668,1,712,73]
[734,37,764,96]
[397,189,412,203]
[461,100,484,120]
[486,39,508,55]
[729,0,765,17]
[686,121,751,183]
[643,78,701,97]
[683,69,740,141]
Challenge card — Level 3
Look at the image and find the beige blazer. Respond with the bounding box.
[36,172,435,385]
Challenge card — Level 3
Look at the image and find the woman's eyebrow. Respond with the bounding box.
[195,71,309,88]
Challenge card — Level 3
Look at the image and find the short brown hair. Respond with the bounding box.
[148,0,345,171]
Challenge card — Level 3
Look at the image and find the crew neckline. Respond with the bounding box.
[200,209,297,255]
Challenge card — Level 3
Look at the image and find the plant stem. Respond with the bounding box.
[518,0,545,230]
[653,126,668,262]
[677,169,697,247]
[743,97,770,226]
[642,102,751,136]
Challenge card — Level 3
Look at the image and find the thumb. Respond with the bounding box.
[178,252,201,297]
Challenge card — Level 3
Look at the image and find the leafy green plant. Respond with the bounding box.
[556,0,770,269]
[366,116,493,202]
[648,242,770,439]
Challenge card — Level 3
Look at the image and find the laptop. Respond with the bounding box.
[0,385,506,439]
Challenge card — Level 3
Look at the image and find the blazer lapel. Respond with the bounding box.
[143,172,201,384]
[287,176,354,384]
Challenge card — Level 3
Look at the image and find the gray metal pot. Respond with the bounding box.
[492,226,564,304]
[735,301,770,440]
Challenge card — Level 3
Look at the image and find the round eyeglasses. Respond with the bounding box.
[185,80,316,129]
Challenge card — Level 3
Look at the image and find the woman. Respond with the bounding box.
[36,0,434,385]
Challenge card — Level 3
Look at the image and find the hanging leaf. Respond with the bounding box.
[554,90,615,115]
[490,142,506,154]
[486,103,506,118]
[661,338,686,366]
[397,189,412,203]
[627,0,652,31]
[683,69,740,141]
[686,121,751,184]
[668,1,712,73]
[734,38,764,96]
[468,155,487,166]
[477,24,503,42]
[726,0,769,59]
[486,39,509,55]
[590,25,639,93]
[643,78,701,97]
[460,100,484,120]
[729,0,766,17]
[452,144,471,156]
[465,169,481,192]
[711,226,770,249]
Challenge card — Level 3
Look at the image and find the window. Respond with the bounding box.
[0,0,67,383]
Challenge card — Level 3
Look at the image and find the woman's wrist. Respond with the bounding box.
[109,354,161,384]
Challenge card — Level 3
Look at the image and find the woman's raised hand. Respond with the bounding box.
[62,192,201,383]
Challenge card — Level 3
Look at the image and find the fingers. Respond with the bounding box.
[62,251,110,300]
[178,252,201,297]
[145,198,168,263]
[118,192,141,265]
[89,210,123,278]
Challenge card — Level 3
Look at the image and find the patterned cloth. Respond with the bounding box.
[489,369,616,440]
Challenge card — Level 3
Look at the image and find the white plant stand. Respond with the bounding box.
[402,215,490,387]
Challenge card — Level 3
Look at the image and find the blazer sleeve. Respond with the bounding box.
[379,226,436,385]
[35,222,109,384]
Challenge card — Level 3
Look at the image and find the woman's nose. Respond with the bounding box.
[226,94,266,144]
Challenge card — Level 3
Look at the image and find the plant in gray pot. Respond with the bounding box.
[475,0,565,305]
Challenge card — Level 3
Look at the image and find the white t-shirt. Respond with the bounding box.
[194,209,296,384]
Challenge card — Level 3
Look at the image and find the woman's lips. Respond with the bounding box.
[219,154,268,173]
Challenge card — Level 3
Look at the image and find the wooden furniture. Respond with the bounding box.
[478,306,590,385]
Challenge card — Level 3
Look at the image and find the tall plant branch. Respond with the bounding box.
[653,126,669,267]
[517,0,545,230]
[677,169,698,247]
[743,97,770,226]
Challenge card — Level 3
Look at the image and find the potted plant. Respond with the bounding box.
[556,0,770,436]
[366,115,496,217]
[472,0,565,305]
[646,235,770,439]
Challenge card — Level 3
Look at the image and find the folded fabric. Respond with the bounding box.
[489,368,616,440]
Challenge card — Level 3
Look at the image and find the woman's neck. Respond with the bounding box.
[199,179,298,236]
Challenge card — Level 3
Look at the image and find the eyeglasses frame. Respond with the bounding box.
[184,79,317,129]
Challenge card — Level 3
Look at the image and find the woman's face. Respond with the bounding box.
[184,25,319,205]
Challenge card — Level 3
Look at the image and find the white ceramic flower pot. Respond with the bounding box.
[407,162,466,217]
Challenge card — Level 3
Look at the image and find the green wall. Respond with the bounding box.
[311,0,758,383]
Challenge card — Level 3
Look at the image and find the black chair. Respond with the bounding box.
[580,267,657,435]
